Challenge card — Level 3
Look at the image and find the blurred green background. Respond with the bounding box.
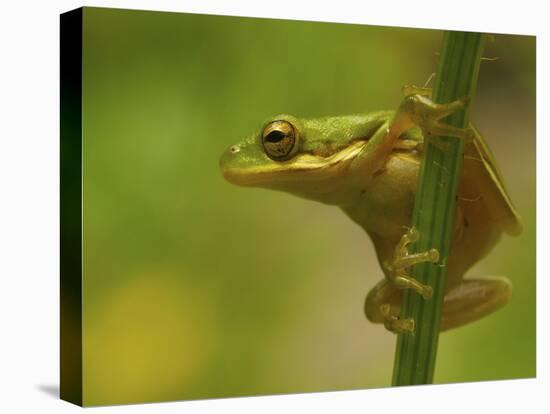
[81,7,536,406]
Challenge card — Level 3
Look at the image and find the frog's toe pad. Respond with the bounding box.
[380,304,416,334]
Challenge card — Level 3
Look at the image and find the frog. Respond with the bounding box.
[219,86,522,334]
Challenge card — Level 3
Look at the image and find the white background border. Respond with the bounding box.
[0,1,545,413]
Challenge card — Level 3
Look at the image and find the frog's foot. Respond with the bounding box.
[380,304,415,334]
[384,226,439,300]
[440,276,512,331]
[364,281,415,334]
[389,91,474,146]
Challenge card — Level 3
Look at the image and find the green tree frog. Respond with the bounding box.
[219,87,522,334]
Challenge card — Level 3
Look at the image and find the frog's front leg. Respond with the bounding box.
[350,86,473,180]
[389,90,474,144]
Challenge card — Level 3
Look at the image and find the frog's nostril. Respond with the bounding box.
[230,145,240,154]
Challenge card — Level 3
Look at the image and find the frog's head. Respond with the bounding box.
[220,114,387,205]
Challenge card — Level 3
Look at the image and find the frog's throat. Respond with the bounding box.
[225,139,368,186]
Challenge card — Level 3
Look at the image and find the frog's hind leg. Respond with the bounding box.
[384,226,439,300]
[366,276,512,333]
[363,227,440,334]
[440,276,512,331]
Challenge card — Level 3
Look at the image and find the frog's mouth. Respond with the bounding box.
[221,139,368,187]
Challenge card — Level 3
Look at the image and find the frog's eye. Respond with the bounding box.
[262,120,297,161]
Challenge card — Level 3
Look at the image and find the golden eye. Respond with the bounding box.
[262,120,297,160]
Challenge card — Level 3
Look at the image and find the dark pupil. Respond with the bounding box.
[265,130,287,143]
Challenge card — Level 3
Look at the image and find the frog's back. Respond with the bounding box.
[402,123,522,237]
[427,124,522,287]
[461,124,522,236]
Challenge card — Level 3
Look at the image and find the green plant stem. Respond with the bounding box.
[392,31,486,386]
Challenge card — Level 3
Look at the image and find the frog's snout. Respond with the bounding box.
[219,144,243,185]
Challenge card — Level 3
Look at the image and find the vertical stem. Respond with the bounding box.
[392,31,486,386]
